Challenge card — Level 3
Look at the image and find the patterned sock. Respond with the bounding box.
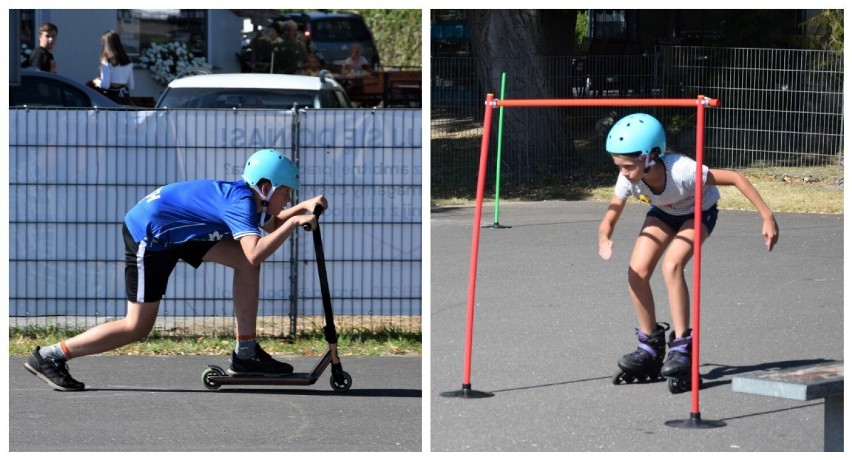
[235,335,257,359]
[39,342,69,361]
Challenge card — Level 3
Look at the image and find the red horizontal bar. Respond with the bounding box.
[495,98,720,108]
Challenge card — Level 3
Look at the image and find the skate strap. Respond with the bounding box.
[637,342,658,358]
[668,336,691,353]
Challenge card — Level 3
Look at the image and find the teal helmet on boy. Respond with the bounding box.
[605,113,666,157]
[242,149,300,190]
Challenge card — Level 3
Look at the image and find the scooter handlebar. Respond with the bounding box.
[301,204,326,231]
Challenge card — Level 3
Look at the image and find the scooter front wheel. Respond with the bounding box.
[330,371,352,392]
[202,366,225,390]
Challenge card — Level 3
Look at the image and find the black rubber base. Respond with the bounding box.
[665,412,727,429]
[440,384,494,398]
[481,223,512,229]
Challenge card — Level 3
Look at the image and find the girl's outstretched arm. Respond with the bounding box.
[707,169,779,251]
[598,195,626,260]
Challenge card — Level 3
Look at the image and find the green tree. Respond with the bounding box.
[802,9,843,51]
[360,9,422,67]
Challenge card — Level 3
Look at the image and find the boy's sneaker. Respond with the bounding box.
[228,344,294,376]
[24,346,85,391]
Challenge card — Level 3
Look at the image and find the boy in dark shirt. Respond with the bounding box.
[25,22,58,72]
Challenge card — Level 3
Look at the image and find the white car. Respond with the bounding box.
[155,71,353,109]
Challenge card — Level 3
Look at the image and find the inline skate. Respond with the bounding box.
[661,329,701,394]
[612,322,669,385]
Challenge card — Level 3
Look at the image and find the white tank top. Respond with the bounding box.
[614,153,720,216]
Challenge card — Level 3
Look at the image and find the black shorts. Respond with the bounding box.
[647,204,719,235]
[123,224,217,303]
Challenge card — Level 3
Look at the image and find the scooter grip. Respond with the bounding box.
[301,204,325,231]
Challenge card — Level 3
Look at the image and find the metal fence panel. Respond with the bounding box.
[9,108,422,335]
[432,47,843,194]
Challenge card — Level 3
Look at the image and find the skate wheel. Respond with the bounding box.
[330,371,352,392]
[667,376,690,394]
[202,367,224,390]
[612,370,636,385]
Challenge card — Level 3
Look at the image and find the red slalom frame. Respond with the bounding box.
[455,94,720,419]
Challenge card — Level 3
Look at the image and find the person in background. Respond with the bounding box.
[90,30,135,104]
[272,20,308,75]
[24,22,58,72]
[302,53,323,77]
[342,42,370,77]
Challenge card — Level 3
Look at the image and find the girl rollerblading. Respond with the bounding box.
[597,113,778,394]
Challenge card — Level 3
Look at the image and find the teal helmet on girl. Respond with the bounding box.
[605,113,666,157]
[242,149,300,190]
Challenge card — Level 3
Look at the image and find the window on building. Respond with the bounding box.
[116,9,207,60]
[18,9,35,65]
[592,10,626,39]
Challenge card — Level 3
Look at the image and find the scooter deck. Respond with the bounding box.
[201,354,352,391]
[206,369,321,386]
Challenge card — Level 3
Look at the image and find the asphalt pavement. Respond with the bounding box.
[10,355,421,452]
[430,200,843,452]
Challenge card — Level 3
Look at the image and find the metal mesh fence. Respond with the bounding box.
[9,108,422,336]
[432,46,843,195]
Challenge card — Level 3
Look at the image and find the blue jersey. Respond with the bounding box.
[124,180,263,251]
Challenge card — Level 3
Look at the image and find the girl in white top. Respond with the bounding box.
[92,30,134,104]
[598,113,779,385]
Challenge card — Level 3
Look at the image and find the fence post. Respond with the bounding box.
[289,106,301,336]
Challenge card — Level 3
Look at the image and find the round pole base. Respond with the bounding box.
[481,223,512,229]
[665,412,726,429]
[440,384,494,399]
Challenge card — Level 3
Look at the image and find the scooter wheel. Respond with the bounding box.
[330,371,352,392]
[202,367,224,390]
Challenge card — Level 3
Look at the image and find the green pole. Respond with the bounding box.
[484,72,511,229]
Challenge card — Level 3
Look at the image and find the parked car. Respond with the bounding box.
[10,69,124,108]
[154,71,353,109]
[277,11,380,69]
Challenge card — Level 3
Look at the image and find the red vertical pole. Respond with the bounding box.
[463,93,494,386]
[441,93,496,398]
[691,97,706,415]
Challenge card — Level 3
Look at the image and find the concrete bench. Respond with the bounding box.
[732,360,843,452]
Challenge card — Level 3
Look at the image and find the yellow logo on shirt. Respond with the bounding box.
[637,194,651,204]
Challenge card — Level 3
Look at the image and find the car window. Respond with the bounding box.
[312,18,371,42]
[11,76,90,107]
[158,88,320,109]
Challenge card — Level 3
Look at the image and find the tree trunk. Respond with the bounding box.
[468,10,578,186]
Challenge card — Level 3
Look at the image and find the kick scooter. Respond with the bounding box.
[201,205,352,392]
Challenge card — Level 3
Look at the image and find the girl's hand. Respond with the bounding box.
[599,237,614,260]
[763,216,779,251]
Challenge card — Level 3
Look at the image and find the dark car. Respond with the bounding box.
[277,12,380,69]
[10,69,124,108]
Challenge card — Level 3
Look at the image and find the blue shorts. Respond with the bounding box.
[647,204,718,235]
